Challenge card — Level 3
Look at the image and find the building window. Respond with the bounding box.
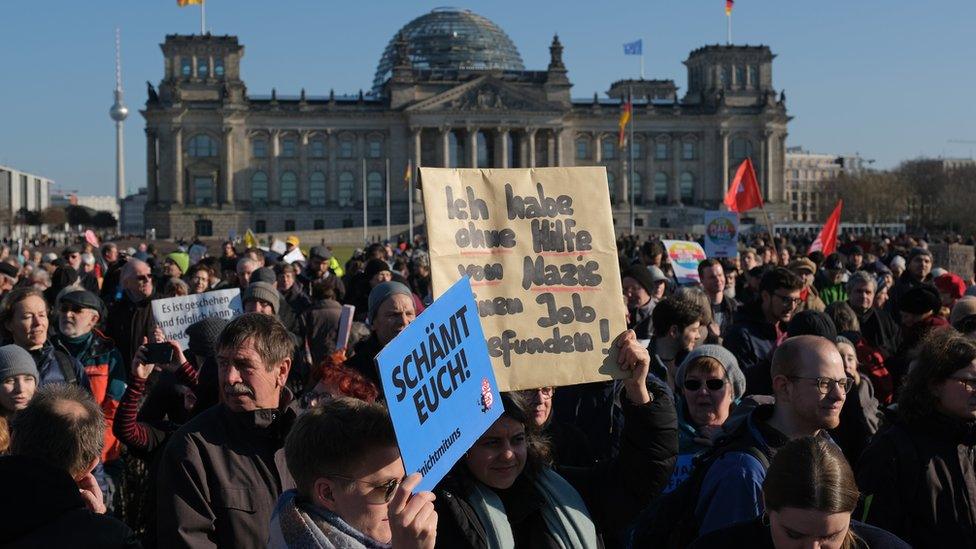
[682,142,696,160]
[338,171,355,207]
[284,219,295,231]
[188,134,218,157]
[749,65,759,87]
[601,137,616,160]
[281,138,297,158]
[654,172,668,205]
[368,139,382,159]
[735,65,746,89]
[448,132,461,168]
[310,139,326,158]
[367,171,384,207]
[631,172,643,204]
[313,219,324,230]
[655,142,668,160]
[214,58,225,78]
[631,139,642,159]
[607,171,616,202]
[193,177,214,206]
[576,138,589,160]
[721,66,731,89]
[476,131,492,168]
[339,139,354,158]
[251,171,268,205]
[181,57,192,77]
[20,175,27,209]
[196,57,209,78]
[252,138,268,158]
[309,172,326,206]
[680,172,695,203]
[280,171,298,206]
[731,138,753,162]
[195,219,213,237]
[255,220,266,233]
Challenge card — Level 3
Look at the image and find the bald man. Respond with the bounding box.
[694,335,848,537]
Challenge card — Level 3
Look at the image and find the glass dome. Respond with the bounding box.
[372,7,525,95]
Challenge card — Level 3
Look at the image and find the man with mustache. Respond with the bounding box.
[157,313,298,548]
[51,290,127,467]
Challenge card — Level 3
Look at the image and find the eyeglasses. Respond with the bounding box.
[683,378,726,392]
[788,376,852,395]
[773,293,803,307]
[134,274,152,282]
[520,387,554,401]
[327,475,401,504]
[949,376,976,394]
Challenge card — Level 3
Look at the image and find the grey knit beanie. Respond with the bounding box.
[676,344,746,400]
[243,282,280,314]
[185,317,230,358]
[251,267,277,285]
[368,281,412,322]
[0,344,40,381]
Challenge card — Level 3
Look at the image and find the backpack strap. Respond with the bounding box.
[54,351,78,385]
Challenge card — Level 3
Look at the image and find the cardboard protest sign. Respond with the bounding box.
[663,240,707,285]
[283,247,305,264]
[420,167,627,392]
[703,211,739,259]
[151,289,243,350]
[376,277,503,492]
[930,243,975,282]
[336,304,355,351]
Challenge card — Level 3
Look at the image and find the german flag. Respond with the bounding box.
[725,0,734,16]
[618,97,632,148]
[177,0,203,6]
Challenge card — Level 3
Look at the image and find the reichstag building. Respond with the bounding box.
[143,7,790,238]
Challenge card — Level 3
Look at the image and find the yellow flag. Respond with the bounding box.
[177,0,204,6]
[244,229,257,249]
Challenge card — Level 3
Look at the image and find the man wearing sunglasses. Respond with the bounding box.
[272,397,438,549]
[106,259,158,369]
[694,335,847,537]
[724,267,804,396]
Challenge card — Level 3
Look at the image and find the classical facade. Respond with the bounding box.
[143,7,790,238]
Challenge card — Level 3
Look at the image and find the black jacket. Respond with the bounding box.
[0,455,140,548]
[856,413,976,549]
[296,299,342,368]
[156,394,296,549]
[830,376,883,466]
[854,306,901,359]
[344,332,385,392]
[690,518,909,549]
[434,382,678,549]
[106,292,157,371]
[723,300,782,396]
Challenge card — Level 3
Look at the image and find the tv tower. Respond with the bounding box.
[109,28,129,201]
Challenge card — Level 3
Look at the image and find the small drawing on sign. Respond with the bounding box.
[480,378,494,413]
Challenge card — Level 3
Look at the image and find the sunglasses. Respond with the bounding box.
[134,274,152,282]
[683,378,726,392]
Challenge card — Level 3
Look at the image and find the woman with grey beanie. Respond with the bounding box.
[665,344,746,492]
[0,343,40,452]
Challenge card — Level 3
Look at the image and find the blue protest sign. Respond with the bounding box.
[376,276,503,492]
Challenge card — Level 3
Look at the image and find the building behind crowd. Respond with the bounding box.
[0,164,54,238]
[785,146,865,223]
[143,7,790,239]
[120,187,148,236]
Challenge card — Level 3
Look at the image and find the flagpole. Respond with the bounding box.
[628,87,635,235]
[640,54,645,80]
[407,161,415,245]
[362,158,367,244]
[727,13,732,45]
[201,0,206,35]
[385,158,391,242]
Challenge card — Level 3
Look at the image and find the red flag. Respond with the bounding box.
[808,200,843,257]
[723,158,763,212]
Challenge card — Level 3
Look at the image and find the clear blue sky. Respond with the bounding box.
[2,0,974,196]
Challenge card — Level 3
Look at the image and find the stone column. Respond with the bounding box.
[269,130,280,205]
[467,127,478,168]
[299,131,309,204]
[527,128,537,167]
[554,128,565,167]
[439,127,451,167]
[146,129,158,204]
[644,134,654,202]
[173,126,183,205]
[327,130,338,203]
[498,128,510,168]
[721,129,730,193]
[670,135,681,204]
[222,126,234,205]
[546,131,556,167]
[764,129,774,201]
[593,133,602,163]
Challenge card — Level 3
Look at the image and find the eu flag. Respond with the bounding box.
[623,39,642,55]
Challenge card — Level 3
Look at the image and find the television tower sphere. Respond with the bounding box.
[110,95,129,122]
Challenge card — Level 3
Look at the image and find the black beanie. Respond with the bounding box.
[185,317,230,359]
[623,264,655,294]
[787,309,838,340]
[365,258,392,280]
[900,285,941,315]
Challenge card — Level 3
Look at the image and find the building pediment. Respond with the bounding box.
[405,76,560,113]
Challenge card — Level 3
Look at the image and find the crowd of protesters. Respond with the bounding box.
[0,227,973,548]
